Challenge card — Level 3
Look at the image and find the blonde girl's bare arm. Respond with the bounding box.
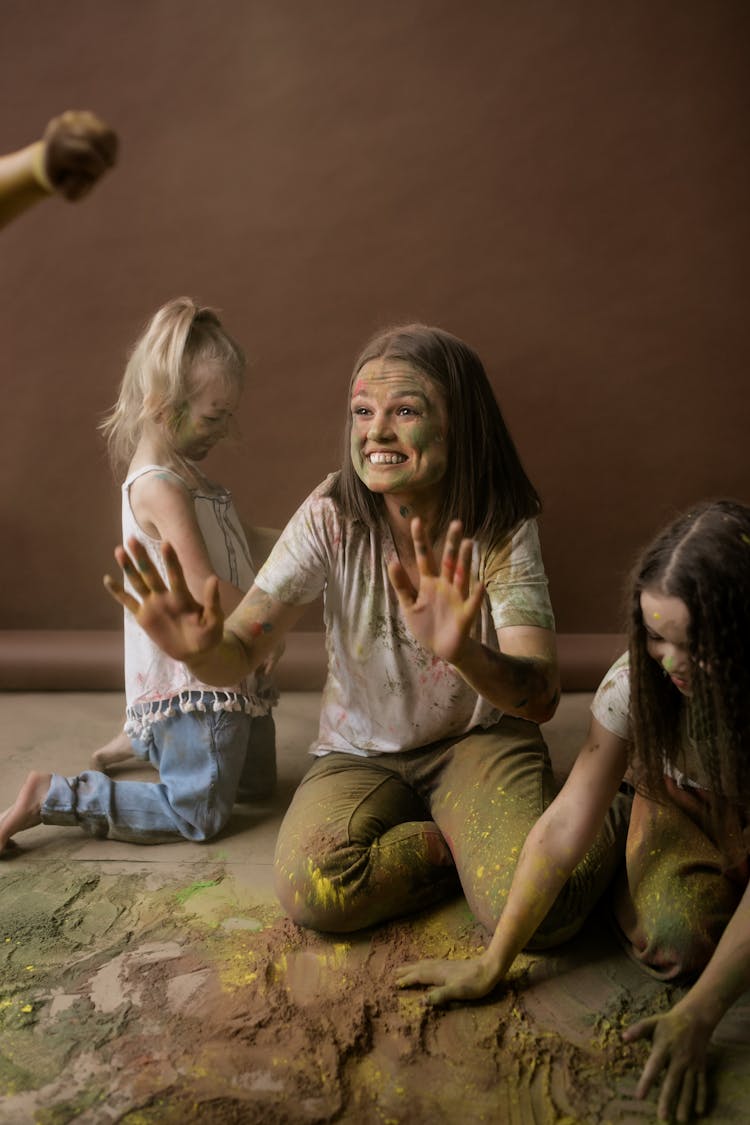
[454,622,560,724]
[131,472,246,614]
[109,477,303,683]
[395,718,629,1003]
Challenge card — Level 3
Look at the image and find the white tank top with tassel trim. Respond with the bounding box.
[121,464,277,738]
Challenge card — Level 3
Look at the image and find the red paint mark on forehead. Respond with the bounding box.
[353,361,433,396]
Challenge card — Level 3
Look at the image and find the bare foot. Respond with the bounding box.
[0,771,52,854]
[90,730,134,772]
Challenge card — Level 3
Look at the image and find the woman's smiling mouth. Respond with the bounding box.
[367,452,408,464]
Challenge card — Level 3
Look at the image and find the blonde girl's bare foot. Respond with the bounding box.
[0,771,52,855]
[90,731,133,772]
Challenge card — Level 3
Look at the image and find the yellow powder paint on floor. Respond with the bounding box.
[218,949,260,990]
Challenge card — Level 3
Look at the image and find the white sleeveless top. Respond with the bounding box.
[121,464,277,737]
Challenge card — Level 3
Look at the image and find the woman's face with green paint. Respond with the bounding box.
[350,359,449,499]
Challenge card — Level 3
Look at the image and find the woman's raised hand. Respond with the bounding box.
[103,538,224,663]
[387,518,484,664]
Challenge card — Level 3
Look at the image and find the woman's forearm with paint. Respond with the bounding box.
[105,540,301,688]
[220,586,303,683]
[450,639,559,724]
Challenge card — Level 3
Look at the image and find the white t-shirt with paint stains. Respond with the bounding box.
[590,653,632,741]
[255,475,554,756]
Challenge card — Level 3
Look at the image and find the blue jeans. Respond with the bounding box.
[42,695,276,844]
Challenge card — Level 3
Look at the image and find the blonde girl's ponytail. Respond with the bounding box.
[100,297,245,474]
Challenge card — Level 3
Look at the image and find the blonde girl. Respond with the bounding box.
[1,298,278,851]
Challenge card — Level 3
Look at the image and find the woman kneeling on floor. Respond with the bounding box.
[3,324,626,953]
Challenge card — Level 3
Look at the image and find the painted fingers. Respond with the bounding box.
[103,539,189,611]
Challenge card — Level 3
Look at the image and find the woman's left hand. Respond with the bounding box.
[623,1005,711,1122]
[387,518,484,664]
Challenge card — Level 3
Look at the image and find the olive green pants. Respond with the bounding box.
[274,715,630,937]
[612,783,747,980]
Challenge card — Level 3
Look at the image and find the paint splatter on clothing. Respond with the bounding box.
[594,655,749,977]
[255,474,554,756]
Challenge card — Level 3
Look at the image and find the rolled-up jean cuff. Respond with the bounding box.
[41,773,83,826]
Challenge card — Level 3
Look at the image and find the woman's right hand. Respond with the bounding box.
[104,537,224,663]
[394,952,501,1006]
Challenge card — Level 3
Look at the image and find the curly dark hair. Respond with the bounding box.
[628,499,750,808]
[328,323,541,544]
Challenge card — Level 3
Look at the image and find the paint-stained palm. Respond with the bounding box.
[103,537,224,663]
[387,518,484,664]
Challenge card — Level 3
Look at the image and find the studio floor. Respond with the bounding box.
[1,692,749,1125]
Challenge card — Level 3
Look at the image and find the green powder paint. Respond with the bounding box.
[174,880,221,904]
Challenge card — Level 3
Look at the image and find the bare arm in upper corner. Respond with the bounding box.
[0,110,117,229]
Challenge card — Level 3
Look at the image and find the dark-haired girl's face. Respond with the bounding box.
[640,589,692,695]
[349,359,448,499]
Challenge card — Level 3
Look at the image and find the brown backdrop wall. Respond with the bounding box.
[2,0,749,637]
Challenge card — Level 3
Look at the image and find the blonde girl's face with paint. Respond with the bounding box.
[640,589,692,694]
[171,362,240,462]
[349,359,449,499]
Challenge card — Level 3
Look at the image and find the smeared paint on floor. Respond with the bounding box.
[2,857,749,1124]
